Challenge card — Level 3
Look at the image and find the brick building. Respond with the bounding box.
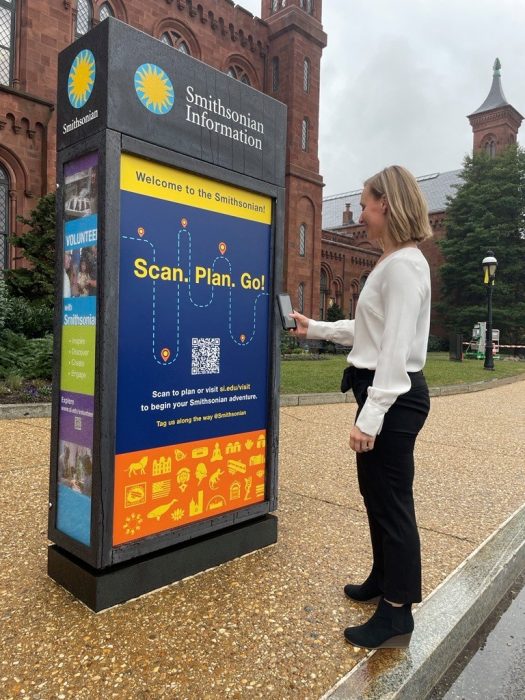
[2,6,522,337]
[0,0,326,317]
[320,60,522,337]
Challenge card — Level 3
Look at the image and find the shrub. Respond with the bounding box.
[27,336,54,379]
[326,303,345,322]
[280,329,298,355]
[4,296,53,337]
[5,373,24,391]
[6,193,56,305]
[427,335,449,352]
[0,330,53,380]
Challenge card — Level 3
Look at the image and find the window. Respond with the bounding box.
[99,3,114,21]
[297,283,304,313]
[303,58,310,93]
[227,65,251,85]
[301,117,309,151]
[0,0,15,86]
[271,0,286,12]
[320,269,328,319]
[161,30,190,55]
[300,0,314,14]
[484,138,496,158]
[299,223,306,256]
[272,56,279,92]
[0,164,8,270]
[76,0,92,38]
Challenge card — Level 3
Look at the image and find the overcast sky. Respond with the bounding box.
[240,0,525,196]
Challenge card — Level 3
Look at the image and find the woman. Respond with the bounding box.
[290,165,432,650]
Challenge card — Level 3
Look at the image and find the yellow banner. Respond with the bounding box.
[120,153,272,224]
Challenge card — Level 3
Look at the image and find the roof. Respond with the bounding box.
[322,169,463,230]
[470,75,509,116]
[468,58,523,119]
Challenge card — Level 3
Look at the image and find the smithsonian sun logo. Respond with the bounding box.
[134,64,175,115]
[68,50,96,109]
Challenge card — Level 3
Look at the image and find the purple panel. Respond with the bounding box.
[59,391,94,448]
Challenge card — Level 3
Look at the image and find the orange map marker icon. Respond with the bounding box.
[161,348,171,362]
[219,242,227,255]
[240,334,246,343]
[181,218,188,228]
[137,227,145,237]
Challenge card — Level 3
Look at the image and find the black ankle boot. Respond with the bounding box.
[344,574,383,603]
[344,598,414,649]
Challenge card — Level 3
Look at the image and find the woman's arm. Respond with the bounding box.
[289,311,355,346]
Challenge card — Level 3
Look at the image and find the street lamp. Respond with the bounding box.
[482,251,498,370]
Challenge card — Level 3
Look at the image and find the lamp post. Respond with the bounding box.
[482,251,498,370]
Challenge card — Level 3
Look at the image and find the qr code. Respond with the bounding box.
[191,337,220,375]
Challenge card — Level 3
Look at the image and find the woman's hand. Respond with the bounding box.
[349,425,376,453]
[289,311,310,338]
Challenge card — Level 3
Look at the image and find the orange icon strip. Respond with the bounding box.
[113,429,267,545]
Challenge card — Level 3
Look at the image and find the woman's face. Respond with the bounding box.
[358,186,388,241]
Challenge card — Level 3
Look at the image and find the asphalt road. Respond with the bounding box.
[428,570,525,700]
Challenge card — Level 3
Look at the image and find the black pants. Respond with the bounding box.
[350,367,430,604]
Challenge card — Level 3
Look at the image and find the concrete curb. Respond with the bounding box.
[280,372,525,407]
[322,502,525,700]
[0,402,51,419]
[1,374,524,419]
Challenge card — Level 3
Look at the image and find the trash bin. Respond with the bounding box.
[449,333,463,361]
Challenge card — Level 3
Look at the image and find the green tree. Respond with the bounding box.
[438,146,525,344]
[326,302,345,322]
[6,193,56,306]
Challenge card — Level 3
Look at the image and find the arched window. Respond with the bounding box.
[350,281,359,320]
[0,0,16,85]
[301,117,309,151]
[300,0,314,13]
[272,56,279,92]
[297,283,305,313]
[320,268,328,319]
[303,58,310,93]
[161,30,190,55]
[299,223,306,256]
[227,65,251,85]
[485,138,496,158]
[0,164,9,270]
[271,0,286,12]
[99,3,114,21]
[76,0,93,38]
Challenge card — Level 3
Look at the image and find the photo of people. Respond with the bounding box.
[58,439,93,497]
[63,246,97,299]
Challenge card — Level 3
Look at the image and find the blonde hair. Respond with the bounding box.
[364,165,433,243]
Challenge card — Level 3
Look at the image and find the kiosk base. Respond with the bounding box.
[48,514,277,612]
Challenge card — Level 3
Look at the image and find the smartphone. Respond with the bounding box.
[277,293,297,330]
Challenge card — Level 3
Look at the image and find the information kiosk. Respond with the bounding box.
[48,18,286,611]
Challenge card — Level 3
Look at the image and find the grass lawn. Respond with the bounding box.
[280,352,525,394]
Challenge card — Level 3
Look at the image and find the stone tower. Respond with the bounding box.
[261,0,327,317]
[468,59,523,156]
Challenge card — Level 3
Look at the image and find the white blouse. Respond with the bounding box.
[307,247,431,436]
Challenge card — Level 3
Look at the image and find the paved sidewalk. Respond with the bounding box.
[1,380,524,699]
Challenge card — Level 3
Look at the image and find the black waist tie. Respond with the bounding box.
[348,365,430,604]
[348,366,430,434]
